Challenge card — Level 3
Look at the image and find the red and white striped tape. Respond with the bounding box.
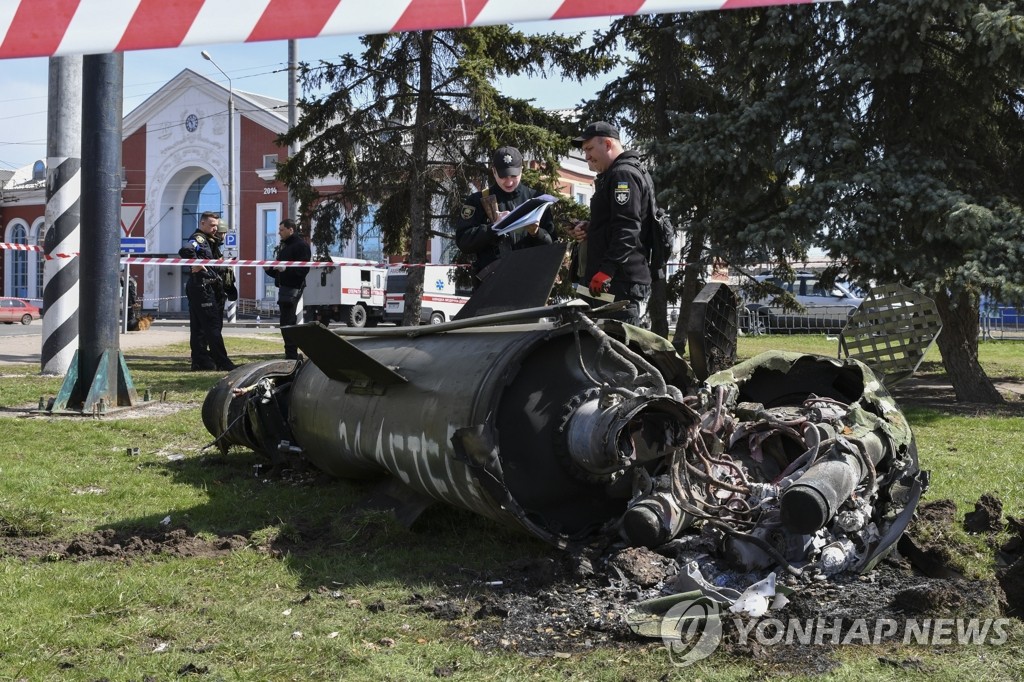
[0,241,464,268]
[0,242,42,252]
[0,0,824,60]
[121,256,385,268]
[124,257,469,268]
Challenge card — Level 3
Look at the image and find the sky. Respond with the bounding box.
[0,17,621,172]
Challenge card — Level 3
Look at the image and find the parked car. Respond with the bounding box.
[0,297,41,325]
[741,273,863,334]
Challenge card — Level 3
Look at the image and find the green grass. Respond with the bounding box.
[0,336,283,408]
[1,333,1022,680]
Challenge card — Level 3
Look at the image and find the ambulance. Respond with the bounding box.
[383,264,472,325]
[302,258,388,327]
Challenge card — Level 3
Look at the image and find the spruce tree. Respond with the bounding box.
[277,27,609,325]
[592,2,1023,402]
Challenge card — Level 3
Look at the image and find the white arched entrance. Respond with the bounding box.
[144,165,224,313]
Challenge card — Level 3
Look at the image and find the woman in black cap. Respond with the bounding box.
[454,146,555,284]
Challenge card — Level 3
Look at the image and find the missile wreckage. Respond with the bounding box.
[202,244,926,584]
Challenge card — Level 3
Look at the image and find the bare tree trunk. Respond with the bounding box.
[649,279,668,337]
[933,288,1003,404]
[670,226,707,354]
[403,31,434,327]
[648,16,672,340]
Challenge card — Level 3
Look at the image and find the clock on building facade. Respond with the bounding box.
[185,114,198,132]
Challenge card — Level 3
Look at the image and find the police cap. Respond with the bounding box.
[491,146,523,178]
[572,121,620,148]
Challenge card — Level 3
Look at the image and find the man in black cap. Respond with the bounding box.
[455,146,556,284]
[569,121,654,326]
[179,211,237,371]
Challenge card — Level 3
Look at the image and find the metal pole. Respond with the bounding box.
[225,89,237,323]
[79,53,123,379]
[201,50,237,323]
[288,40,302,324]
[287,39,299,222]
[41,55,83,375]
[227,92,234,240]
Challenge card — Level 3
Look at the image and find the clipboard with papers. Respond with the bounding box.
[490,194,556,236]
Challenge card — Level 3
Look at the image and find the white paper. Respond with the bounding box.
[490,195,556,236]
[574,283,615,303]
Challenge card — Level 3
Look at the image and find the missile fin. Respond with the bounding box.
[281,322,408,388]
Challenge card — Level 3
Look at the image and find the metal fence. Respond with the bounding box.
[738,305,858,335]
[736,303,1023,339]
[981,305,1024,340]
[235,298,279,318]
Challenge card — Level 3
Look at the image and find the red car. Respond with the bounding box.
[0,297,41,325]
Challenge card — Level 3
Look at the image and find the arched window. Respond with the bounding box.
[9,224,28,298]
[180,174,222,240]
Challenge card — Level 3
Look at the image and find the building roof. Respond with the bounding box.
[2,163,44,191]
[123,68,290,138]
[237,90,287,119]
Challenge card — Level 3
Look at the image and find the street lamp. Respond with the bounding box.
[200,50,234,234]
[201,49,237,323]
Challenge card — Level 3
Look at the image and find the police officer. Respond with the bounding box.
[264,218,311,359]
[569,122,653,326]
[180,211,236,371]
[455,146,555,284]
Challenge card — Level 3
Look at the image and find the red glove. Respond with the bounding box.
[589,271,611,296]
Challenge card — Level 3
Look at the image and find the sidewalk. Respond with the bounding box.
[0,320,282,367]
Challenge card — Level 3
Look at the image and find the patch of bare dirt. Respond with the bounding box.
[0,527,248,562]
[964,494,1005,533]
[410,494,1015,672]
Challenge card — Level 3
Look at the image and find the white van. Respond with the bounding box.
[303,258,388,327]
[383,264,472,325]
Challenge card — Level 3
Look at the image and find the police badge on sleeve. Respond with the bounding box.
[614,182,630,205]
[462,204,476,219]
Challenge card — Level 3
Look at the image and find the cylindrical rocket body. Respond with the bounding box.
[285,323,641,539]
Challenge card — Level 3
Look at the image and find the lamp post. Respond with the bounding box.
[201,50,237,323]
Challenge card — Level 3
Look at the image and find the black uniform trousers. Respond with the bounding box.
[186,277,233,370]
[278,295,300,359]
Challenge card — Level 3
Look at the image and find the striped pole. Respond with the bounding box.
[224,267,238,323]
[41,55,83,376]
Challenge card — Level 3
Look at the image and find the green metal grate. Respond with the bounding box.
[840,283,942,386]
[687,282,739,381]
